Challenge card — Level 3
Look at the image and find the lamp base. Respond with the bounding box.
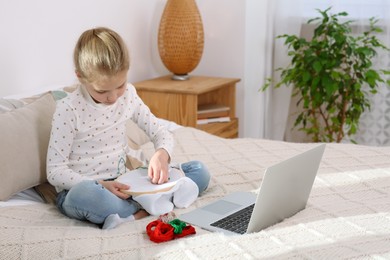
[172,74,190,81]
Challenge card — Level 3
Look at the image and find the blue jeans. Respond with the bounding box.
[56,160,210,225]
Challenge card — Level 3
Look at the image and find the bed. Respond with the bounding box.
[1,89,390,259]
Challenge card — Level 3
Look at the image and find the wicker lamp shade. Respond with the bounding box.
[158,0,204,80]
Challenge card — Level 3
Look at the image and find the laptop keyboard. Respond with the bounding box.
[210,204,255,234]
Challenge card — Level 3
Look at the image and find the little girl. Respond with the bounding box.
[46,27,210,229]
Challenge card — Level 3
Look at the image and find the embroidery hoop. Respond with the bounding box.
[116,167,184,195]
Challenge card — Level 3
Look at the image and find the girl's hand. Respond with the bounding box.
[148,148,170,184]
[99,180,130,199]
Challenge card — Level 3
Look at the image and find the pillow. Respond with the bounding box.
[0,93,56,200]
[0,98,25,111]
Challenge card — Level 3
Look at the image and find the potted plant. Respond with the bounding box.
[262,7,390,143]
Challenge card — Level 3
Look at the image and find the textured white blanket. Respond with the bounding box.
[1,127,390,259]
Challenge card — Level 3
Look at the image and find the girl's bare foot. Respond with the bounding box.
[134,209,149,220]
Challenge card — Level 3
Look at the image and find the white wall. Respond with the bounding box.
[0,0,165,96]
[0,0,265,138]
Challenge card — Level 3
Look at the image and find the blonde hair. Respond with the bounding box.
[74,27,130,83]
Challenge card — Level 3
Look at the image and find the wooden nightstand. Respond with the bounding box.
[133,75,240,138]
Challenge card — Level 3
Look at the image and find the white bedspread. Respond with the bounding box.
[1,127,390,259]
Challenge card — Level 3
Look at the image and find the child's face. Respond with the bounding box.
[83,70,128,105]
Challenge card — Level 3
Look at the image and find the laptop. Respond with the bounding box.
[179,144,326,235]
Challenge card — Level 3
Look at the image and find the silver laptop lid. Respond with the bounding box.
[246,143,326,233]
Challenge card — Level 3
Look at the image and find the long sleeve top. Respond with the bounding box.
[46,83,174,192]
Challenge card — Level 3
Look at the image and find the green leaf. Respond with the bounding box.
[313,92,322,106]
[331,71,341,80]
[312,77,320,88]
[321,75,332,89]
[302,71,311,83]
[313,61,322,73]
